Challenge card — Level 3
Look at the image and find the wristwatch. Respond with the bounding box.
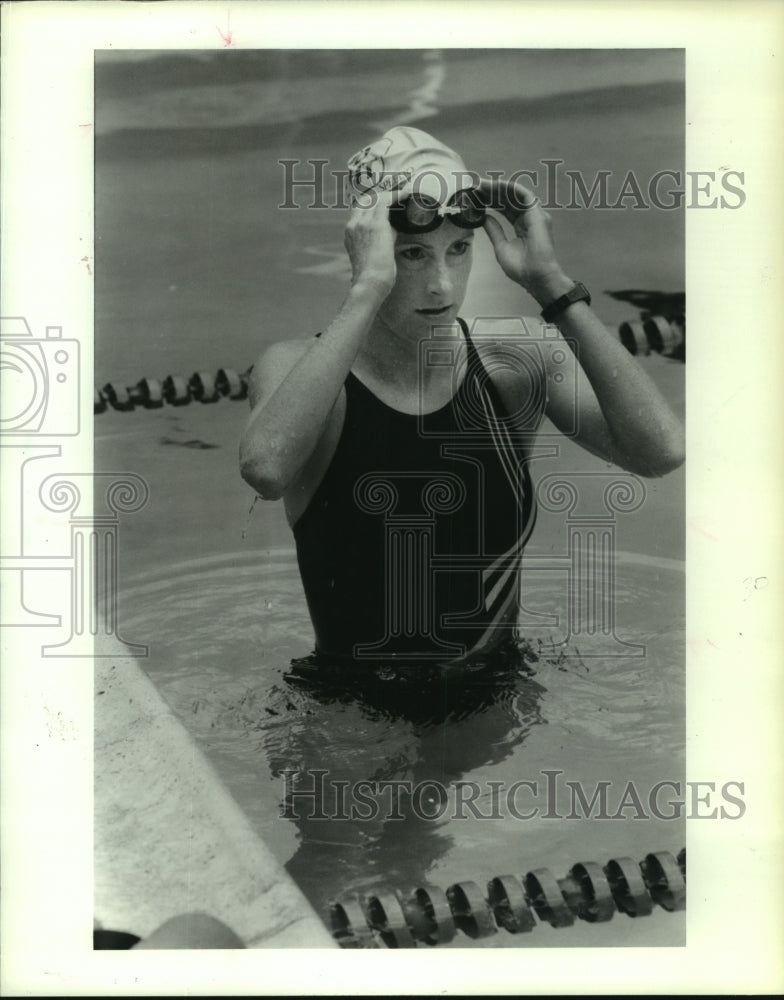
[540,282,591,324]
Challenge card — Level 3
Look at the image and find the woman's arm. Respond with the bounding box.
[240,279,388,499]
[239,193,397,499]
[530,278,684,476]
[480,178,685,477]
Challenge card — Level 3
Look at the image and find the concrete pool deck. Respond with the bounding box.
[94,636,335,948]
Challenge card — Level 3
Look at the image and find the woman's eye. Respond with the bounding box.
[399,247,426,261]
[451,241,471,256]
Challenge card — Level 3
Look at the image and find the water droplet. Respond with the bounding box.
[241,495,262,540]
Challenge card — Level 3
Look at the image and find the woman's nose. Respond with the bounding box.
[427,259,452,298]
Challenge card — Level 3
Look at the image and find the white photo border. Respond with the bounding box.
[1,0,783,994]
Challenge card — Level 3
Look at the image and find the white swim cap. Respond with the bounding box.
[345,126,475,208]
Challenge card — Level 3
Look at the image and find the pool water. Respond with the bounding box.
[119,547,685,947]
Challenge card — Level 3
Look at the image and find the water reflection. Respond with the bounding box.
[261,652,548,914]
[122,551,684,925]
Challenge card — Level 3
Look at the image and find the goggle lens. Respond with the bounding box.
[404,193,441,230]
[451,188,485,227]
[390,188,485,234]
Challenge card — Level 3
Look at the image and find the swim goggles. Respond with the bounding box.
[389,187,486,234]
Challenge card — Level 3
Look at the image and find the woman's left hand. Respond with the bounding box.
[478,177,572,305]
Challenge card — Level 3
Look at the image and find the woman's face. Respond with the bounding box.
[377,219,475,338]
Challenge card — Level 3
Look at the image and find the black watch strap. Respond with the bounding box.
[540,282,591,323]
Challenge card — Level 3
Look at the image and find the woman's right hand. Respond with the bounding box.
[343,190,398,294]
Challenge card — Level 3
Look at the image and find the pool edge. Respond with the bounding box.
[94,638,336,949]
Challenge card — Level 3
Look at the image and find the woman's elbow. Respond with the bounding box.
[648,451,685,477]
[656,423,686,475]
[239,442,288,501]
[639,436,686,478]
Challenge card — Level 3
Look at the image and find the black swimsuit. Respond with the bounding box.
[292,319,538,669]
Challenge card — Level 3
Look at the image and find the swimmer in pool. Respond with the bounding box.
[239,126,684,677]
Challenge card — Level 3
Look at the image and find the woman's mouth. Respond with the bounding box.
[416,305,452,317]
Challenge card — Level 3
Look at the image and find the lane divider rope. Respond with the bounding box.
[95,367,252,414]
[616,312,685,359]
[95,312,685,416]
[328,846,686,948]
